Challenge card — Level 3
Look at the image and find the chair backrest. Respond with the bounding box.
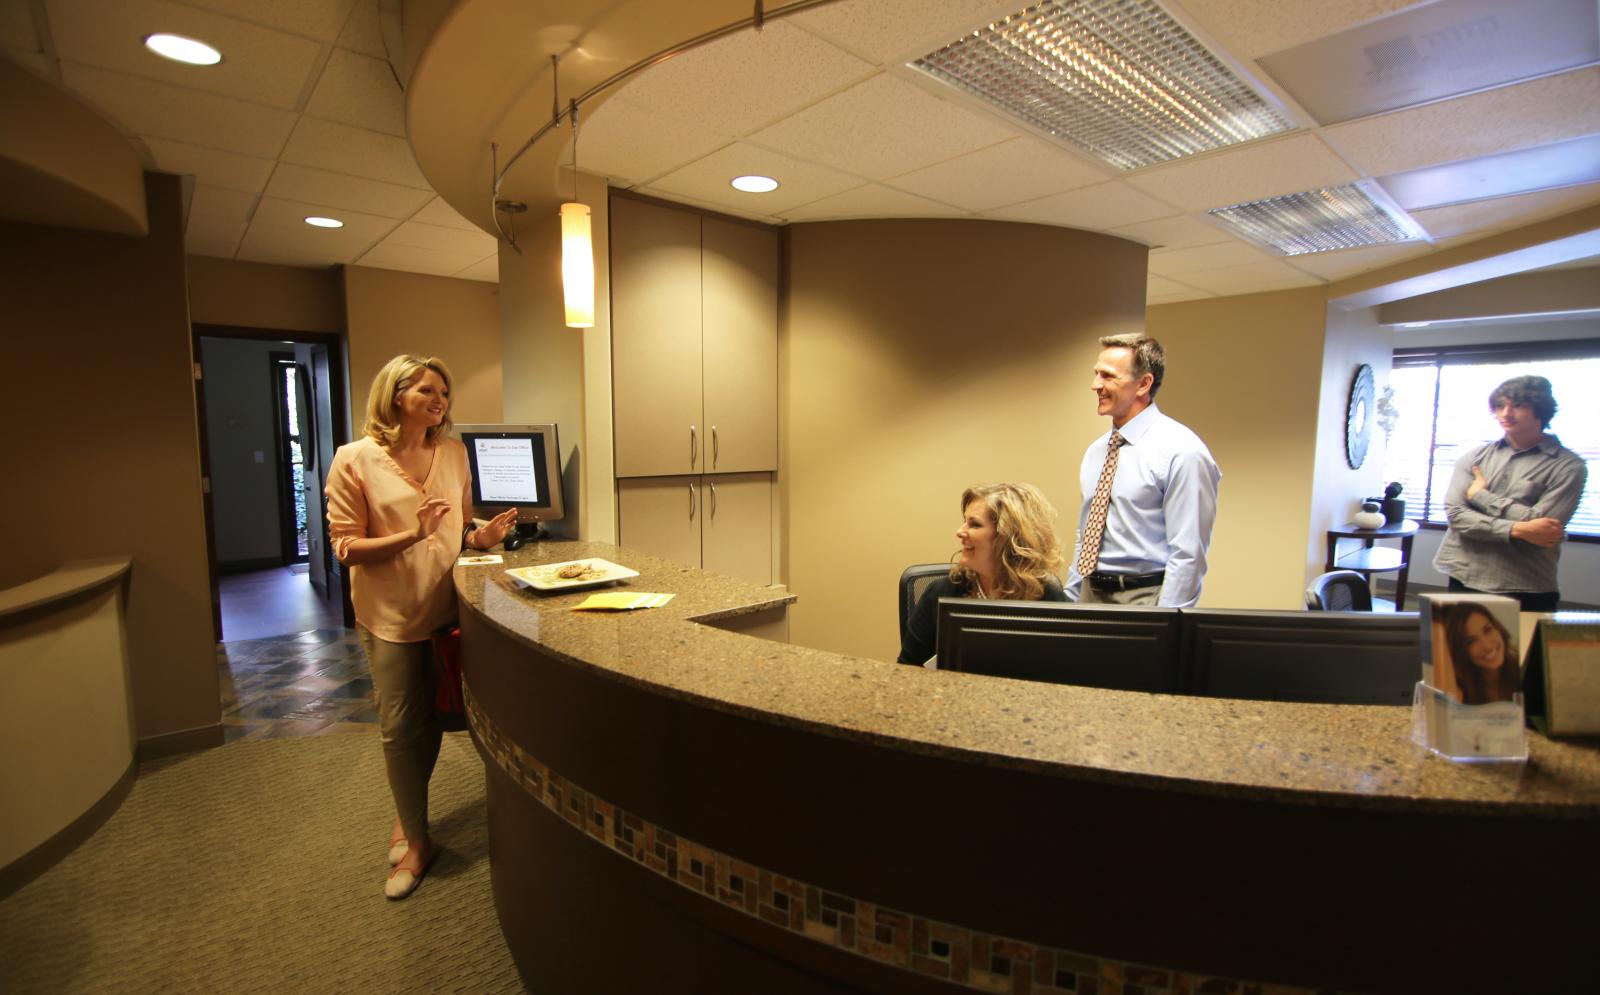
[898,563,952,647]
[1305,570,1373,611]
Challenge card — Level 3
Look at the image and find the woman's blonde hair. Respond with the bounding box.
[950,482,1064,600]
[362,354,453,446]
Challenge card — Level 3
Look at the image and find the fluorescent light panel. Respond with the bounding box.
[909,0,1293,172]
[1209,183,1423,255]
[1257,0,1599,126]
[1380,134,1600,212]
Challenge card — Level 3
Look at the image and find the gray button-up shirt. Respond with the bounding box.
[1433,434,1588,594]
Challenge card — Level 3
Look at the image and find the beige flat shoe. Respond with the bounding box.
[387,838,409,866]
[385,847,438,900]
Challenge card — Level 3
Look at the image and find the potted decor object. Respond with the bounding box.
[1353,501,1386,530]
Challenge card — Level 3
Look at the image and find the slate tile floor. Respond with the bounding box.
[218,628,379,742]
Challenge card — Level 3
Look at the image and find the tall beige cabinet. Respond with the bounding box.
[611,195,778,586]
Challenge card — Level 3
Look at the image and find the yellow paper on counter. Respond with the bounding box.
[570,591,675,612]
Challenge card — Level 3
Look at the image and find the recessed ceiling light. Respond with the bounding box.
[304,216,344,228]
[143,33,222,66]
[1400,322,1431,329]
[910,0,1293,172]
[731,175,779,193]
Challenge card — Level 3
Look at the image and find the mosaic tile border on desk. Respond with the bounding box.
[464,684,1317,995]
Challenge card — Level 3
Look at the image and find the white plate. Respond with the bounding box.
[506,557,639,592]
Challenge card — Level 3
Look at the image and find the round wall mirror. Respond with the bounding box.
[1346,364,1375,469]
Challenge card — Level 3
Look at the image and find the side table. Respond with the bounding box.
[1324,519,1420,611]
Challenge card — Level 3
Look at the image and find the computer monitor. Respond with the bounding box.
[454,423,564,541]
[1181,609,1419,705]
[934,599,1186,693]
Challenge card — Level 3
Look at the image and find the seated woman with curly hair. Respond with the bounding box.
[898,482,1067,666]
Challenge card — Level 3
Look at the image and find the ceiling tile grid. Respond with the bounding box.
[7,0,1599,291]
[744,72,1018,180]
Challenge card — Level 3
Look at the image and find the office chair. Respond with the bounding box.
[898,563,952,647]
[1305,570,1373,612]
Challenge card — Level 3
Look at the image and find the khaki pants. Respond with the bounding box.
[1079,582,1162,606]
[358,627,443,841]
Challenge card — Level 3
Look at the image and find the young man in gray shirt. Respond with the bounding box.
[1434,375,1588,611]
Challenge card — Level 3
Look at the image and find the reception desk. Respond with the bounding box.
[457,541,1597,995]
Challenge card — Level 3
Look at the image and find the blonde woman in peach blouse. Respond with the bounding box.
[325,354,517,899]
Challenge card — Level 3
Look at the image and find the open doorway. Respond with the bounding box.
[194,327,351,642]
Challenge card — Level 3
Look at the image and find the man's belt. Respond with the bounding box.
[1087,570,1165,591]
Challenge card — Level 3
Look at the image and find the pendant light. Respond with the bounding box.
[560,99,594,329]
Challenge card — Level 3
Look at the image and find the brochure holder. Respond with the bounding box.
[1411,683,1527,762]
[1522,613,1600,737]
[1414,592,1527,762]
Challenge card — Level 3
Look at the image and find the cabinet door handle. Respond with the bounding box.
[688,481,697,520]
[709,481,717,522]
[711,425,719,470]
[689,425,697,470]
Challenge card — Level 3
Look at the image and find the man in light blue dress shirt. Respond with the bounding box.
[1066,334,1221,607]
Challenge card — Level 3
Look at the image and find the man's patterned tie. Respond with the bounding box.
[1076,431,1125,579]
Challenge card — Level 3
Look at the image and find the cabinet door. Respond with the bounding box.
[701,217,777,474]
[617,476,702,570]
[701,472,772,586]
[612,197,704,477]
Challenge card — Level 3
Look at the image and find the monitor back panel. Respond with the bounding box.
[1181,610,1420,705]
[936,600,1185,693]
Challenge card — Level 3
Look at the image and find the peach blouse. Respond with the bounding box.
[325,436,470,643]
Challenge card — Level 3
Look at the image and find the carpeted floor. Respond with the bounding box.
[0,731,526,993]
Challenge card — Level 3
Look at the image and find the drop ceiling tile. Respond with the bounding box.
[455,255,499,283]
[356,242,487,278]
[1325,65,1600,176]
[1147,273,1199,297]
[1,0,38,50]
[279,116,430,189]
[779,183,967,221]
[1409,181,1600,240]
[1380,133,1600,212]
[1109,214,1232,251]
[264,163,433,218]
[144,137,275,194]
[184,184,254,255]
[610,21,874,138]
[1147,240,1273,276]
[745,73,1018,181]
[1281,239,1436,280]
[410,196,483,232]
[789,0,1024,65]
[1125,133,1357,212]
[647,143,865,215]
[47,0,323,110]
[382,220,497,256]
[987,181,1175,230]
[336,0,385,57]
[1178,260,1325,295]
[1148,286,1216,304]
[886,137,1110,212]
[236,194,396,266]
[304,48,405,137]
[60,62,297,159]
[179,0,358,43]
[1178,0,1425,60]
[580,94,734,187]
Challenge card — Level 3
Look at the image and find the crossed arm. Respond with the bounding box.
[1445,453,1586,548]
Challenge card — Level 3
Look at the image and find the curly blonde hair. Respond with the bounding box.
[362,354,454,447]
[950,482,1065,600]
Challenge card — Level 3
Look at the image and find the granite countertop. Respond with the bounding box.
[456,540,1600,818]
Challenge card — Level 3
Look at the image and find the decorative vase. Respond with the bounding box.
[1353,502,1386,530]
[1382,498,1406,524]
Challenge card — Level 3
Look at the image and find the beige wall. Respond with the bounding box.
[187,255,342,334]
[782,219,1147,660]
[1,172,217,745]
[1144,288,1333,610]
[1305,304,1393,581]
[342,265,503,429]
